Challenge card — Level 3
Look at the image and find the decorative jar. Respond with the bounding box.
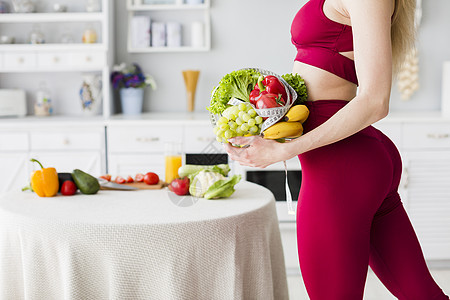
[80,74,102,115]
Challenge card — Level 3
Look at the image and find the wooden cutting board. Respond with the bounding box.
[122,181,166,190]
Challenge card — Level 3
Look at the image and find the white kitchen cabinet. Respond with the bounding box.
[401,150,450,260]
[0,153,29,194]
[107,123,185,179]
[279,222,300,275]
[0,130,29,193]
[0,0,113,117]
[183,124,225,154]
[108,153,165,179]
[27,126,106,176]
[403,122,450,150]
[28,151,103,176]
[107,124,183,154]
[126,0,211,53]
[3,52,37,70]
[371,122,403,149]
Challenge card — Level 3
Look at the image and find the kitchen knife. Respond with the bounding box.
[98,178,139,190]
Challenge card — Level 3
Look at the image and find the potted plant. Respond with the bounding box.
[110,63,157,115]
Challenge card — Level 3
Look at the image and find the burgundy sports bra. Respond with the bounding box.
[291,0,358,85]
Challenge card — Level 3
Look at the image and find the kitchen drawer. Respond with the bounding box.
[0,53,3,69]
[0,132,29,151]
[38,52,70,68]
[29,151,103,175]
[3,52,37,69]
[70,51,106,68]
[108,153,165,178]
[108,125,183,153]
[403,122,450,150]
[30,131,103,151]
[372,122,402,149]
[184,124,225,153]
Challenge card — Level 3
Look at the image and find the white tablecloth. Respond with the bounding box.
[0,181,288,300]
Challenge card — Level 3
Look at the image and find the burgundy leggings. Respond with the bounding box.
[297,100,449,300]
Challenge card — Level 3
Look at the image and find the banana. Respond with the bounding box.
[284,105,309,123]
[262,122,303,139]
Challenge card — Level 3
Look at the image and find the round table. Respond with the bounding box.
[0,181,288,300]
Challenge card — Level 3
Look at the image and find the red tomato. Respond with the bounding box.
[135,173,145,182]
[144,172,159,185]
[126,175,134,183]
[115,176,126,184]
[168,177,190,196]
[99,174,111,181]
[61,180,77,196]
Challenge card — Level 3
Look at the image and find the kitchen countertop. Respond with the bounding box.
[0,111,449,128]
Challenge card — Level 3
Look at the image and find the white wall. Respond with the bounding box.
[390,0,450,112]
[114,0,450,114]
[113,0,303,113]
[1,0,448,115]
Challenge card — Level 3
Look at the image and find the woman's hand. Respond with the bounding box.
[223,136,291,168]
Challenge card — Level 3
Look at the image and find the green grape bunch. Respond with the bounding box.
[213,103,263,143]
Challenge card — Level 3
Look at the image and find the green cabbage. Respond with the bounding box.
[204,175,241,200]
[189,170,225,198]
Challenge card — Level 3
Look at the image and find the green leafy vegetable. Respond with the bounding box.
[282,73,308,105]
[207,69,261,115]
[178,164,230,178]
[204,175,241,199]
[189,170,226,198]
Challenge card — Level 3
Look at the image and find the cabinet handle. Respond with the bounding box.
[136,137,159,142]
[53,56,60,63]
[400,167,409,189]
[426,133,449,139]
[17,57,24,64]
[85,56,92,62]
[63,138,70,146]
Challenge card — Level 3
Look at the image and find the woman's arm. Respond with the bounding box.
[225,0,395,168]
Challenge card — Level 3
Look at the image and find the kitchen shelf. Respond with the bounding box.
[0,0,113,118]
[0,44,106,52]
[127,3,209,11]
[0,12,104,23]
[126,0,211,53]
[0,67,106,73]
[128,45,209,53]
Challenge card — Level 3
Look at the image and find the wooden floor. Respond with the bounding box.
[287,269,450,299]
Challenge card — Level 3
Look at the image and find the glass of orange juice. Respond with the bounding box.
[164,141,183,184]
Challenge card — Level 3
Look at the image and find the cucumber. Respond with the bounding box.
[72,169,100,195]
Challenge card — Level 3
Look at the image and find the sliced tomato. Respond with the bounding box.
[135,173,145,182]
[115,176,126,184]
[127,175,134,183]
[99,174,112,181]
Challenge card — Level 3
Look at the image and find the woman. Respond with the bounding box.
[224,0,450,299]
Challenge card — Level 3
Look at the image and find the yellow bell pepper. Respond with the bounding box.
[30,158,59,197]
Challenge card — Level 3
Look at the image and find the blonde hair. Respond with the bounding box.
[391,0,417,74]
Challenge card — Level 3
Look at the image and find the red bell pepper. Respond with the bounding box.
[255,93,285,110]
[255,93,286,120]
[249,75,287,106]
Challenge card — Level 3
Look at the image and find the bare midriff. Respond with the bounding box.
[292,57,357,102]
